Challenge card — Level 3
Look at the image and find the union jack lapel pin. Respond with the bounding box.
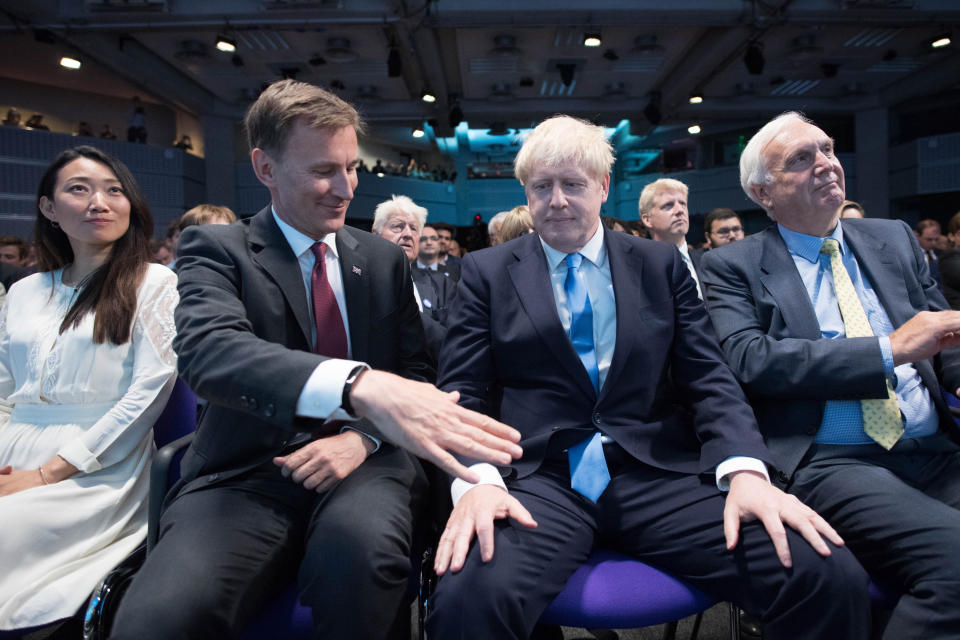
[352,265,362,276]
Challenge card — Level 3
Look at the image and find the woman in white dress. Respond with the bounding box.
[0,146,178,633]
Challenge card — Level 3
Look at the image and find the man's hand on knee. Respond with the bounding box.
[433,484,537,576]
[273,431,374,492]
[723,471,844,568]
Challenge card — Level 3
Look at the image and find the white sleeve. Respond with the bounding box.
[58,270,180,472]
[450,462,508,505]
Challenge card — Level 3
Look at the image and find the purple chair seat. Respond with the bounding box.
[868,580,899,609]
[237,583,312,640]
[540,550,717,629]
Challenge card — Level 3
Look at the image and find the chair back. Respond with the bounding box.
[153,378,198,448]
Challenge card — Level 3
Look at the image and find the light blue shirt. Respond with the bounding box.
[540,224,616,389]
[778,222,938,444]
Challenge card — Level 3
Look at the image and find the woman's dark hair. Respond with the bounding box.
[34,145,153,345]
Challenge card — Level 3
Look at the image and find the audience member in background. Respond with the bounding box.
[173,135,193,151]
[498,204,534,243]
[916,218,942,283]
[640,177,702,299]
[0,261,29,291]
[76,121,94,137]
[372,195,454,359]
[428,114,867,640]
[25,114,49,131]
[148,238,172,265]
[601,216,628,233]
[703,207,745,249]
[487,210,508,247]
[626,218,647,238]
[164,216,181,259]
[111,80,521,640]
[99,124,117,140]
[938,211,960,310]
[373,159,385,175]
[840,200,865,219]
[417,224,460,280]
[126,96,147,144]
[167,204,237,269]
[22,243,37,269]
[433,221,461,270]
[0,146,178,635]
[2,108,21,127]
[447,238,463,258]
[700,111,960,639]
[0,235,28,266]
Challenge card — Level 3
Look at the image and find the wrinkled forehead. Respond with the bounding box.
[763,120,831,162]
[386,210,419,227]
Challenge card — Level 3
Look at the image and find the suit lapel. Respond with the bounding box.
[600,231,638,403]
[844,223,911,328]
[248,208,313,345]
[507,234,596,400]
[336,227,370,361]
[758,226,823,340]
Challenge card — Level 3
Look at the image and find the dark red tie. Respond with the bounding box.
[310,242,348,359]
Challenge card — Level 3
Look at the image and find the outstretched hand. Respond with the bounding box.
[349,370,523,483]
[723,470,843,568]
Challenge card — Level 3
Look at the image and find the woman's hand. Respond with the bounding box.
[0,466,44,497]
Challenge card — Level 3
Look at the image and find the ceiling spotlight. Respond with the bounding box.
[688,93,703,104]
[448,104,464,128]
[59,56,81,70]
[602,49,619,61]
[421,89,436,103]
[215,34,236,53]
[688,124,701,135]
[387,47,402,77]
[557,63,576,87]
[744,41,765,75]
[583,33,602,48]
[412,127,425,138]
[308,54,326,66]
[643,93,662,126]
[931,34,951,49]
[330,79,346,90]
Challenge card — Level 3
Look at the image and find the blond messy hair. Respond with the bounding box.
[514,115,614,185]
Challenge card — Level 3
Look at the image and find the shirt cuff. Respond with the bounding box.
[878,336,897,384]
[296,359,369,422]
[58,438,102,474]
[451,463,506,505]
[340,426,381,453]
[715,456,769,491]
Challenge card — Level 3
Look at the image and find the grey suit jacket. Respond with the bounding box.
[172,206,433,488]
[699,218,960,486]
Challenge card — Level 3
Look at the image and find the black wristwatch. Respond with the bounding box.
[341,365,367,418]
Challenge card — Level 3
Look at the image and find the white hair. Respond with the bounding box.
[488,210,508,237]
[372,194,427,234]
[739,111,812,213]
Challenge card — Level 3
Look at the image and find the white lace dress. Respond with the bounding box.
[0,263,178,629]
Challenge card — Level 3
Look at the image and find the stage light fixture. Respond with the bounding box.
[412,127,425,138]
[448,104,464,128]
[583,33,602,47]
[59,56,81,70]
[744,41,765,75]
[421,89,436,103]
[688,124,701,134]
[931,34,951,49]
[387,47,402,77]
[688,93,703,104]
[215,34,236,53]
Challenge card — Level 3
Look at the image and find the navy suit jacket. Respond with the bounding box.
[172,206,432,488]
[437,229,772,481]
[699,218,960,486]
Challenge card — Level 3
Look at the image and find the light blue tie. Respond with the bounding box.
[564,253,610,502]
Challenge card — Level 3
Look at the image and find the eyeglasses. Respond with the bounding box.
[711,225,743,236]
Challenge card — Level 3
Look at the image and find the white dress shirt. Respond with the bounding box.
[677,241,703,300]
[271,210,371,427]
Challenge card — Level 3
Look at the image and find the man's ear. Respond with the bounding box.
[640,211,651,229]
[251,148,278,189]
[751,183,773,211]
[600,174,611,203]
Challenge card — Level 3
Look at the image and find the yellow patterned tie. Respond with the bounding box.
[820,238,903,449]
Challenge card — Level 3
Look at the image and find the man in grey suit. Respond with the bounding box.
[111,80,521,639]
[700,111,960,639]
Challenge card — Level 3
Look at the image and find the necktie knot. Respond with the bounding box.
[820,238,840,257]
[311,241,327,262]
[566,252,583,270]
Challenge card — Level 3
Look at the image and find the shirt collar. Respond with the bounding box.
[540,222,607,272]
[272,206,339,259]
[777,220,845,264]
[676,240,690,259]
